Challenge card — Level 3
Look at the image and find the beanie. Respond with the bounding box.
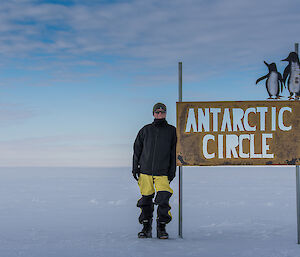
[153,103,167,114]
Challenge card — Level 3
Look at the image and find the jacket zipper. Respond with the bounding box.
[151,128,159,175]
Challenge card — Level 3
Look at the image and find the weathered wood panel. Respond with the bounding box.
[177,101,300,166]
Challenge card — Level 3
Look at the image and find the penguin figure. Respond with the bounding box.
[256,61,284,99]
[282,52,300,100]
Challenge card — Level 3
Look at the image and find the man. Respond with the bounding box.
[132,103,177,239]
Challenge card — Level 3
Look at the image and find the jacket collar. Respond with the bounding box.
[152,118,168,127]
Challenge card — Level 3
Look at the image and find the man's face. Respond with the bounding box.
[153,108,166,119]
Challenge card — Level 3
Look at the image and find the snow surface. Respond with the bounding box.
[0,166,299,257]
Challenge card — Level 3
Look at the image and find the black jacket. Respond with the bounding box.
[133,118,177,178]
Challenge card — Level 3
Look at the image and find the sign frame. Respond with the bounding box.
[176,100,300,167]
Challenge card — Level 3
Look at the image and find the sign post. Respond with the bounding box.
[178,62,183,238]
[176,43,300,243]
[295,42,300,244]
[176,100,300,242]
[297,165,300,244]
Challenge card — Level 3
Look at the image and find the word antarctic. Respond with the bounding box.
[185,106,292,159]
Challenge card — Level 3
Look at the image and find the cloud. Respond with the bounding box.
[0,0,299,88]
[0,103,36,125]
[0,134,132,167]
[0,0,298,61]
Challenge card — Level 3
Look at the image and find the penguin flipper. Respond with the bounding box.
[256,75,268,84]
[282,64,290,86]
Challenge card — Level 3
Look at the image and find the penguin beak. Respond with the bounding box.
[281,58,288,61]
[263,61,269,67]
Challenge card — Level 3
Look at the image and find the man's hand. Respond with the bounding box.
[132,169,140,181]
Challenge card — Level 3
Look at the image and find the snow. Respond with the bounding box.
[0,166,299,257]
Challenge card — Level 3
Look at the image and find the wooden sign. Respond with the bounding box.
[176,101,300,166]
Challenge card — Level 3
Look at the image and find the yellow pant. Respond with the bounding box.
[137,173,173,224]
[138,174,173,195]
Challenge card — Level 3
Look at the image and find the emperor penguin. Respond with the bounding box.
[282,52,300,100]
[256,61,284,99]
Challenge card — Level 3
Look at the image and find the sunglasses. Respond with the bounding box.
[154,110,166,114]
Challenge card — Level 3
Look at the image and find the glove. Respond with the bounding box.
[168,174,175,183]
[132,168,140,181]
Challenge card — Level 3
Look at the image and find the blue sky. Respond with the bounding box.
[0,0,299,167]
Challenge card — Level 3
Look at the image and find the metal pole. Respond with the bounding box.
[178,62,183,238]
[296,165,300,244]
[295,42,300,244]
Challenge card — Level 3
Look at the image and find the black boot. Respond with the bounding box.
[157,221,168,239]
[138,219,152,238]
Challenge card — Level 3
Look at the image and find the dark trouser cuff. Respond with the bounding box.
[137,194,155,224]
